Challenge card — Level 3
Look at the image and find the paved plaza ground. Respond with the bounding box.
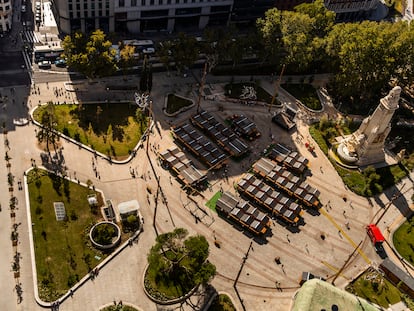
[0,71,413,311]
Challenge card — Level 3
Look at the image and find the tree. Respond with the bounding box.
[147,228,216,293]
[294,0,335,38]
[62,29,117,79]
[157,40,173,75]
[280,11,314,71]
[96,106,103,123]
[171,33,198,75]
[135,108,146,133]
[257,8,285,66]
[37,102,59,151]
[325,21,406,111]
[139,56,152,93]
[119,43,136,79]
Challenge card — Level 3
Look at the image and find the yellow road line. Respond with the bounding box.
[320,208,371,264]
[321,261,350,281]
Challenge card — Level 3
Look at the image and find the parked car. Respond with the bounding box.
[54,59,66,67]
[38,60,51,69]
[21,5,26,13]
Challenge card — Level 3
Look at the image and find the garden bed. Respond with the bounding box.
[224,82,277,105]
[346,268,405,308]
[164,94,194,115]
[281,84,322,110]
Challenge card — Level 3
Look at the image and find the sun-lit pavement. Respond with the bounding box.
[0,71,413,311]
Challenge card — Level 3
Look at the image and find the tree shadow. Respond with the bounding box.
[70,103,134,138]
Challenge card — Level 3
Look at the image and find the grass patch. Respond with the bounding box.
[281,84,322,110]
[346,268,404,307]
[208,294,236,311]
[224,82,276,105]
[27,168,106,301]
[206,191,223,212]
[393,215,414,266]
[33,102,147,160]
[165,94,193,114]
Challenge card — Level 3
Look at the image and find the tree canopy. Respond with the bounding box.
[147,228,216,296]
[256,1,414,112]
[62,29,118,79]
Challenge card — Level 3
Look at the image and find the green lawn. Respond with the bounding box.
[165,94,193,114]
[346,269,404,307]
[206,191,223,212]
[33,103,147,160]
[28,169,106,301]
[393,215,414,265]
[224,82,277,105]
[281,84,322,110]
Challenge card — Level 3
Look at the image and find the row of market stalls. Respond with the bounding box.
[191,110,250,157]
[237,173,303,226]
[158,146,207,189]
[226,114,261,141]
[252,157,320,209]
[216,191,271,235]
[267,143,309,175]
[171,123,227,169]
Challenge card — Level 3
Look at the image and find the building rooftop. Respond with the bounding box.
[291,279,383,311]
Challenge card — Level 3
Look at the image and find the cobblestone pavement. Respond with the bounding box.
[0,71,413,311]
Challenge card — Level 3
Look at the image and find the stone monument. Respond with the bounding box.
[337,86,400,166]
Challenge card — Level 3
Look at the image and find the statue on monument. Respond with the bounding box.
[336,86,401,166]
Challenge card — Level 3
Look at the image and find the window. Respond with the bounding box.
[119,0,125,7]
[141,0,145,5]
[150,0,154,4]
[131,0,137,6]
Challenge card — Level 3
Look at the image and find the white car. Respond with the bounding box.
[21,5,26,13]
[38,60,51,69]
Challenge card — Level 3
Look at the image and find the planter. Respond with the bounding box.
[9,187,13,192]
[12,240,18,246]
[89,221,121,250]
[14,271,19,278]
[10,212,15,218]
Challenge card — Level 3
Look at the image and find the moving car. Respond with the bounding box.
[54,59,67,67]
[38,60,51,69]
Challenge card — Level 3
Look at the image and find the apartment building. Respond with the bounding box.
[0,0,13,33]
[53,0,236,34]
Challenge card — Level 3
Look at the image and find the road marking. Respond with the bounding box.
[320,207,371,264]
[321,260,350,280]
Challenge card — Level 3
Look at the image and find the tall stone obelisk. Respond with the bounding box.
[351,86,400,166]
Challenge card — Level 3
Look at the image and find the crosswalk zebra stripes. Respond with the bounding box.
[23,30,41,44]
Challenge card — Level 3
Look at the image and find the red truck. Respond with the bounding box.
[366,224,387,258]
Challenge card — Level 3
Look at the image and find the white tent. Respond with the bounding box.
[118,200,140,218]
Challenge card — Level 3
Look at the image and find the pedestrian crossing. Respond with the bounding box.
[23,30,41,44]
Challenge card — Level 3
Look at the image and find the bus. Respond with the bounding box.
[34,45,64,62]
[122,39,155,55]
